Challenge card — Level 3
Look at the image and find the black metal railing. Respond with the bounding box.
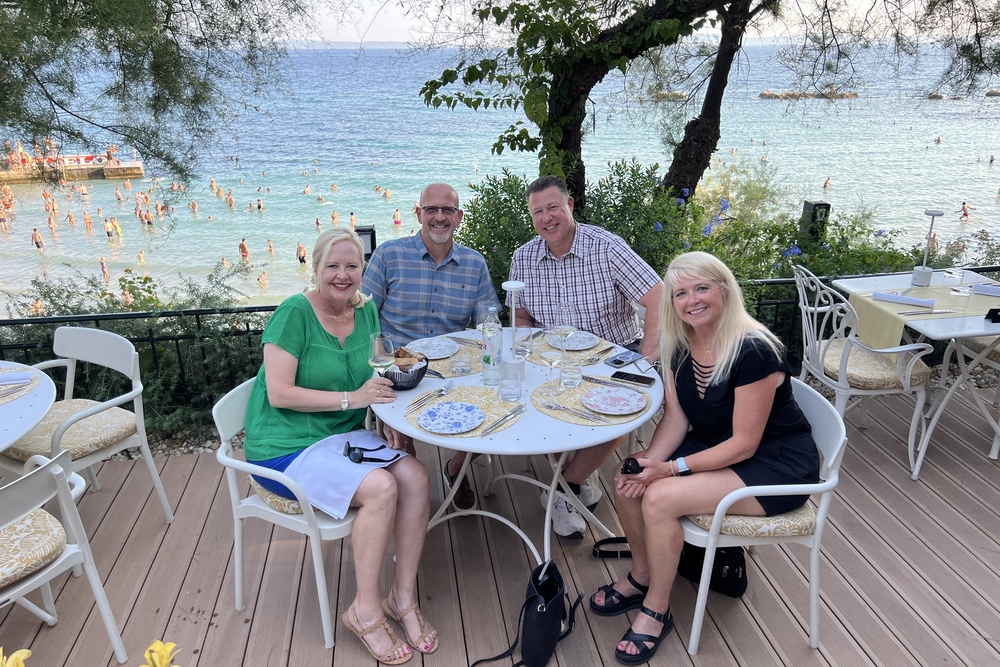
[2,267,997,436]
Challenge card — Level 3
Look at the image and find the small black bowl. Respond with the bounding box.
[385,362,429,391]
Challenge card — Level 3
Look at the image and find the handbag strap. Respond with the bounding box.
[469,594,534,667]
[559,592,584,640]
[592,536,632,559]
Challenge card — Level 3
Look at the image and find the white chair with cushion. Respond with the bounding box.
[792,264,933,474]
[681,378,847,654]
[0,451,128,663]
[213,379,356,649]
[0,326,173,523]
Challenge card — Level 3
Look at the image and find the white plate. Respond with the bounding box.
[405,336,460,360]
[581,386,647,415]
[545,331,600,351]
[417,401,486,434]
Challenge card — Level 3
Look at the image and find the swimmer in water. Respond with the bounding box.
[958,201,976,220]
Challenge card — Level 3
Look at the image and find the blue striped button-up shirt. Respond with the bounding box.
[361,233,499,346]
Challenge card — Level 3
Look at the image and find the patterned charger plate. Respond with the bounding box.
[581,386,647,415]
[544,331,600,351]
[417,401,486,434]
[405,336,461,360]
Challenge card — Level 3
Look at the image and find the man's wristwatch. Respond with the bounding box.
[340,391,350,410]
[675,457,692,476]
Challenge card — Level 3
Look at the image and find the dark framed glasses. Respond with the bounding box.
[342,441,401,465]
[420,206,460,217]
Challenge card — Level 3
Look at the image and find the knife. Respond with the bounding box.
[896,309,956,315]
[482,403,526,435]
[447,336,480,348]
[583,374,645,389]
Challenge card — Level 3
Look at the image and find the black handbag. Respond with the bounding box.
[677,542,748,598]
[592,536,748,598]
[471,560,583,667]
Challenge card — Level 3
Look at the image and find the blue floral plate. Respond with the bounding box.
[417,401,486,434]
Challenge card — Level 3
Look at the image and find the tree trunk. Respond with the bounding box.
[663,0,751,197]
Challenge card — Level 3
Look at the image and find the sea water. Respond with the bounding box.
[2,44,999,314]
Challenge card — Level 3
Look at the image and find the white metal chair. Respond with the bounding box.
[792,264,933,473]
[213,379,356,649]
[681,378,847,654]
[0,326,174,523]
[0,451,128,663]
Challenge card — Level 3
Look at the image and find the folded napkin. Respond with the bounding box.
[872,292,935,309]
[971,283,1000,297]
[0,371,33,385]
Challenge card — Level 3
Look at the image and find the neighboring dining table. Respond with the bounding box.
[832,269,1000,479]
[372,328,664,564]
[0,361,56,455]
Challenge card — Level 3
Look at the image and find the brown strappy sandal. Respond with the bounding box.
[382,596,439,654]
[341,606,413,665]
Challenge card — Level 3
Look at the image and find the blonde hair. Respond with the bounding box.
[660,251,781,386]
[312,228,371,308]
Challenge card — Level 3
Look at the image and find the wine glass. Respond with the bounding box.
[538,349,564,396]
[550,302,577,352]
[369,332,395,376]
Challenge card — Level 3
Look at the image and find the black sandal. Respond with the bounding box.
[589,572,649,616]
[614,605,673,665]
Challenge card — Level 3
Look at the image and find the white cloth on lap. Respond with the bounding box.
[282,429,407,520]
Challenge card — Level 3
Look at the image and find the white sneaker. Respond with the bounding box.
[549,495,586,539]
[577,471,603,510]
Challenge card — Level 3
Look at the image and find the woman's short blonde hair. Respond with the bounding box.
[312,228,371,308]
[660,251,781,385]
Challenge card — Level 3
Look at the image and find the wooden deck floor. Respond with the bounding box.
[3,388,1000,667]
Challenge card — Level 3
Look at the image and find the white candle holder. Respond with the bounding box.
[502,280,526,355]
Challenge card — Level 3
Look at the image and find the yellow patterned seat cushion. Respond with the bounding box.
[687,502,816,538]
[0,509,67,588]
[821,338,930,390]
[963,337,1000,364]
[4,399,137,462]
[248,476,302,514]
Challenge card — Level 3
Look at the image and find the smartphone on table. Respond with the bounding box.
[610,370,656,387]
[604,350,644,368]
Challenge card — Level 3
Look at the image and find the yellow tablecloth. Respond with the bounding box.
[849,287,1000,349]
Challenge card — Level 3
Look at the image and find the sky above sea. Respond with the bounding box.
[2,44,999,314]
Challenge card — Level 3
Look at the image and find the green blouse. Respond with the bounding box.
[243,293,378,460]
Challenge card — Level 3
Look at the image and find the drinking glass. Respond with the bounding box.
[559,356,582,389]
[449,347,472,375]
[498,359,522,402]
[475,301,496,332]
[369,332,395,376]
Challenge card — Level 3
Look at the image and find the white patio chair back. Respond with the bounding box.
[0,451,128,663]
[792,264,933,476]
[0,326,173,523]
[213,379,356,649]
[681,378,847,654]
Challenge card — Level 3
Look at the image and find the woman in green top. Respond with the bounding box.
[244,229,436,664]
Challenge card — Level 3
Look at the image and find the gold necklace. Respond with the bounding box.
[317,295,354,321]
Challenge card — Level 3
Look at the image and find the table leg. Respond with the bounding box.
[912,337,1000,479]
[426,450,542,565]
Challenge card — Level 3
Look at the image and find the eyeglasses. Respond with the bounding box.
[342,441,401,465]
[420,206,460,217]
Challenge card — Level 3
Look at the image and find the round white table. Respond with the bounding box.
[0,362,56,454]
[372,328,663,563]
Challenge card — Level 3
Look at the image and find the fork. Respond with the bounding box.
[583,344,615,364]
[541,398,609,423]
[406,380,454,414]
[0,382,30,399]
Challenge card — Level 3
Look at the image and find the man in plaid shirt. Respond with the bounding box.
[510,175,664,538]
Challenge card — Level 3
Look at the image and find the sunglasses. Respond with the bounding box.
[342,441,401,465]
